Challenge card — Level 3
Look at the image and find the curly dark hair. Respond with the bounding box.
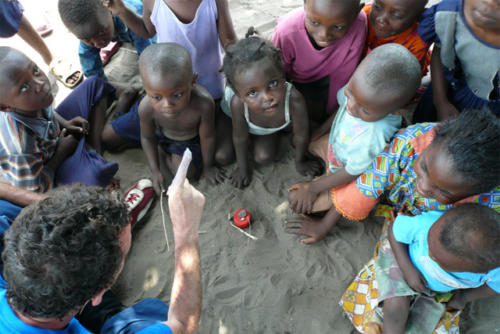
[221,27,283,92]
[2,186,129,319]
[439,203,500,272]
[432,108,500,194]
[58,0,105,28]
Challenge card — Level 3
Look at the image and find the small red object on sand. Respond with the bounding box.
[233,209,251,229]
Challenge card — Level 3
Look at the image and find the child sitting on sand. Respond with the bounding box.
[414,0,500,121]
[0,47,118,192]
[376,204,500,334]
[288,44,421,216]
[58,0,154,80]
[138,43,216,194]
[220,33,322,188]
[363,0,431,75]
[271,0,366,125]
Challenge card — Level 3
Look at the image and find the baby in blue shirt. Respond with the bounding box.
[382,204,500,333]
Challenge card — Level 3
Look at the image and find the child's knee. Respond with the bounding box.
[215,148,234,166]
[383,296,410,323]
[254,148,276,165]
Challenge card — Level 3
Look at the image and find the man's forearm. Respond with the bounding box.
[167,238,202,334]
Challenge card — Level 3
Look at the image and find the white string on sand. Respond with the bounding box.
[229,222,258,240]
[159,191,170,252]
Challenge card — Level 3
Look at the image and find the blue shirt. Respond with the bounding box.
[0,0,23,37]
[79,0,155,79]
[393,211,500,293]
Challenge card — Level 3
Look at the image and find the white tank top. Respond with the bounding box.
[150,0,225,99]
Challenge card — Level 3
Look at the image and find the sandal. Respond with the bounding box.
[50,58,84,89]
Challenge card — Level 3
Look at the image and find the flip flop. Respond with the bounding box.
[100,41,122,66]
[50,58,84,89]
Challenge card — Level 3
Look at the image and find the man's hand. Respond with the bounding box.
[102,0,126,15]
[230,167,251,189]
[65,116,89,136]
[289,182,318,214]
[295,159,323,177]
[168,179,205,242]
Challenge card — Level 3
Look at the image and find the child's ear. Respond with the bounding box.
[192,73,198,86]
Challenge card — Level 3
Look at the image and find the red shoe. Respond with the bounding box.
[124,179,155,228]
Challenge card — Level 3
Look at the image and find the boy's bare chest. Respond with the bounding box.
[156,111,200,140]
[163,0,203,23]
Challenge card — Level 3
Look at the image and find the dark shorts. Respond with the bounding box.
[55,77,119,188]
[111,96,143,143]
[156,132,203,171]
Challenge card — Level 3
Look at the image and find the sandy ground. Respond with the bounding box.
[2,0,500,333]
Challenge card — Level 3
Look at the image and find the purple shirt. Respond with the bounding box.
[272,8,367,114]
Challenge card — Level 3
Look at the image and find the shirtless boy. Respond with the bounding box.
[138,43,216,194]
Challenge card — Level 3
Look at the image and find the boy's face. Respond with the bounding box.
[413,143,474,205]
[233,58,286,113]
[143,72,195,116]
[427,215,478,273]
[369,0,424,38]
[0,51,53,115]
[71,9,114,49]
[304,0,362,48]
[344,72,403,122]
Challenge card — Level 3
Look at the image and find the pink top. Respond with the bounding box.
[271,8,367,114]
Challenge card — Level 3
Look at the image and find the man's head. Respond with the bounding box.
[344,43,421,122]
[58,0,114,48]
[139,43,197,116]
[0,47,53,116]
[428,203,500,273]
[2,186,130,320]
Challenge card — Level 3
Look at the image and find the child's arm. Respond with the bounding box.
[215,0,237,48]
[138,100,163,195]
[104,0,156,39]
[311,112,336,141]
[230,97,251,188]
[46,129,79,172]
[289,168,357,214]
[54,113,89,136]
[388,219,428,292]
[430,46,459,120]
[289,88,323,177]
[197,97,217,181]
[447,285,498,310]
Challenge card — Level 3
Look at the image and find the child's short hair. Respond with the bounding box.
[58,0,105,28]
[222,28,283,91]
[359,43,421,103]
[138,43,193,83]
[432,109,500,194]
[439,203,500,272]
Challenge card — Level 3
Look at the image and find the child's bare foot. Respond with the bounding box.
[284,207,340,244]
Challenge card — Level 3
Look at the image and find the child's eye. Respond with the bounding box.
[247,90,257,97]
[173,92,184,99]
[331,25,345,31]
[391,11,404,19]
[33,67,40,75]
[309,19,320,27]
[20,83,30,92]
[268,80,279,88]
[153,95,162,101]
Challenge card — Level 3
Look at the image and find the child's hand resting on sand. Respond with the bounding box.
[289,182,319,214]
[230,167,251,189]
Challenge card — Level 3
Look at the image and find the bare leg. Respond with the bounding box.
[214,107,235,166]
[382,296,410,334]
[101,125,140,153]
[165,152,199,181]
[253,132,280,165]
[87,96,108,155]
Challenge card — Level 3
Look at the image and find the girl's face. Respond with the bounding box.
[233,58,286,113]
[304,0,361,49]
[464,0,500,35]
[427,215,479,273]
[413,143,475,205]
[0,52,53,115]
[369,0,425,38]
